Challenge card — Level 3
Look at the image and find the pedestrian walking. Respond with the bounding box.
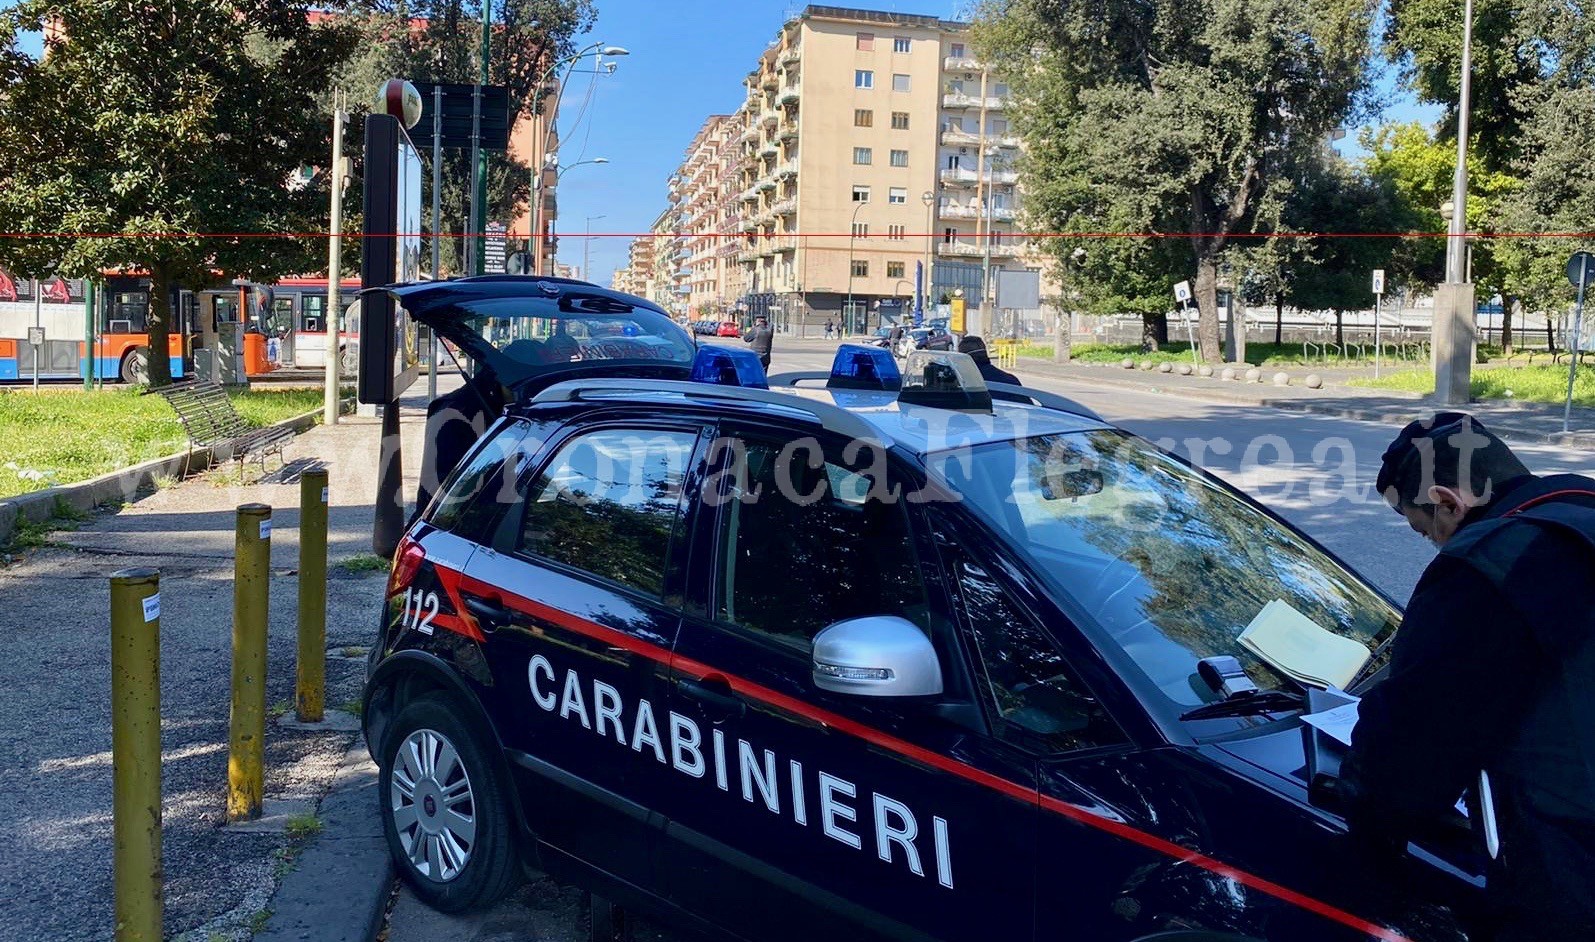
[1342,413,1595,941]
[743,315,774,370]
[824,319,834,340]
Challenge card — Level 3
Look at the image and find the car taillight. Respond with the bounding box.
[388,536,425,598]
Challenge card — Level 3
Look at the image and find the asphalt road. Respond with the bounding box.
[382,340,1595,942]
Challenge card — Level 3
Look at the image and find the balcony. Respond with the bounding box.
[936,240,1022,259]
[761,71,777,91]
[944,56,982,71]
[759,141,778,159]
[737,249,760,264]
[938,167,1019,187]
[738,123,759,144]
[776,84,800,106]
[777,125,798,142]
[942,92,1005,111]
[773,159,798,182]
[761,109,779,127]
[779,46,800,66]
[757,178,777,192]
[739,188,760,203]
[939,128,980,146]
[771,198,796,217]
[771,235,797,253]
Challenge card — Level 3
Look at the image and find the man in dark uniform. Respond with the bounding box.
[1344,413,1595,940]
[743,315,773,370]
[414,362,506,517]
[957,335,1022,386]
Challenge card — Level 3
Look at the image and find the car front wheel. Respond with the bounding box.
[379,694,521,912]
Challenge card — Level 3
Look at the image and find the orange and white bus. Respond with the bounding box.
[270,277,360,370]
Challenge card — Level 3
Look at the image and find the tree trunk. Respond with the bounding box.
[146,266,174,387]
[1501,294,1517,355]
[1193,253,1223,363]
[1274,292,1284,346]
[1334,309,1344,349]
[1140,312,1167,351]
[1548,314,1557,353]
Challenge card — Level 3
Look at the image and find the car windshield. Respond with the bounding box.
[927,430,1399,711]
[438,295,697,371]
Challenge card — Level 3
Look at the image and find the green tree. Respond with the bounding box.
[1285,158,1397,348]
[330,0,596,274]
[0,1,358,386]
[974,0,1377,362]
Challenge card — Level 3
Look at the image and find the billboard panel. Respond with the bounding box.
[358,113,423,403]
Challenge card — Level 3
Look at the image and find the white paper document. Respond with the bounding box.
[1300,700,1360,748]
[1237,599,1371,690]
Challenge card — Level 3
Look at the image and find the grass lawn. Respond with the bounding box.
[1349,365,1595,406]
[0,386,324,498]
[1039,341,1433,368]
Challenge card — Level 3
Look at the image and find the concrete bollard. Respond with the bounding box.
[1221,368,1237,381]
[1198,365,1214,377]
[1139,360,1153,371]
[296,469,329,723]
[1177,363,1192,376]
[229,503,271,822]
[1273,372,1290,386]
[1305,374,1324,389]
[110,567,163,942]
[1244,368,1262,383]
[1157,362,1173,373]
[1121,358,1135,369]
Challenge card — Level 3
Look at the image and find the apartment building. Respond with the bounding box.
[652,5,1036,333]
[610,235,656,297]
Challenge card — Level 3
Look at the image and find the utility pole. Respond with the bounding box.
[1433,0,1477,405]
[324,95,345,425]
[470,0,491,276]
[974,68,991,339]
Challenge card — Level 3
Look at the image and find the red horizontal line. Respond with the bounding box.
[0,230,1588,240]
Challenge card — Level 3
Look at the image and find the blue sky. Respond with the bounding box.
[11,3,1439,284]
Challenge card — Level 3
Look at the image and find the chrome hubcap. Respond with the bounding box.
[390,728,477,881]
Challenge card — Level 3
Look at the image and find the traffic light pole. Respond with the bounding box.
[471,0,491,276]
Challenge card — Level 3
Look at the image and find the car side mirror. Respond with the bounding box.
[812,616,943,698]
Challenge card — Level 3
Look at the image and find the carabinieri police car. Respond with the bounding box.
[364,277,1490,942]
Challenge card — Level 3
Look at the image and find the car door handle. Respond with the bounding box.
[678,675,746,720]
[463,595,511,631]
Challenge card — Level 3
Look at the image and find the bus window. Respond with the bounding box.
[300,294,327,334]
[108,292,148,334]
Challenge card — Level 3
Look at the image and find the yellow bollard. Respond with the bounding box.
[296,468,328,723]
[110,567,163,942]
[228,503,271,822]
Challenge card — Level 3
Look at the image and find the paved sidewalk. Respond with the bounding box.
[0,377,451,942]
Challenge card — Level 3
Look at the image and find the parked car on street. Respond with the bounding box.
[717,320,741,337]
[366,287,1489,942]
[895,326,954,358]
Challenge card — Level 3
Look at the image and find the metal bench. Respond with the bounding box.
[149,381,293,479]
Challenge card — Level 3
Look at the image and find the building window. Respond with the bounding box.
[890,149,909,168]
[892,73,911,93]
[851,222,869,238]
[854,108,873,127]
[893,36,911,53]
[891,111,910,130]
[887,261,906,278]
[949,42,966,58]
[947,154,962,169]
[994,82,1010,97]
[889,187,907,204]
[851,260,870,278]
[992,118,1009,135]
[944,228,958,243]
[856,32,874,50]
[888,224,905,240]
[853,147,873,165]
[852,185,871,202]
[855,69,874,89]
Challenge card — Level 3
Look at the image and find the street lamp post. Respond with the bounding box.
[1433,0,1477,405]
[846,200,866,335]
[580,214,606,283]
[530,44,628,275]
[921,190,935,327]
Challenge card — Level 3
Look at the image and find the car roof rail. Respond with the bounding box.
[766,371,830,386]
[982,383,1105,422]
[532,378,893,446]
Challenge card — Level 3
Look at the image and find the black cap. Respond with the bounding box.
[957,335,989,361]
[1376,413,1530,506]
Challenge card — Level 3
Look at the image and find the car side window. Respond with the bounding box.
[427,419,529,536]
[715,438,929,646]
[517,428,698,597]
[957,558,1126,753]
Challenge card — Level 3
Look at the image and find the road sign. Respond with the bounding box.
[505,251,532,275]
[27,327,44,346]
[484,223,507,273]
[408,83,512,151]
[1173,280,1192,304]
[1568,251,1595,288]
[1372,269,1385,295]
[995,269,1042,310]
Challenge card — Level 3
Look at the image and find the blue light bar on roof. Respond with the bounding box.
[690,345,769,389]
[827,344,902,391]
